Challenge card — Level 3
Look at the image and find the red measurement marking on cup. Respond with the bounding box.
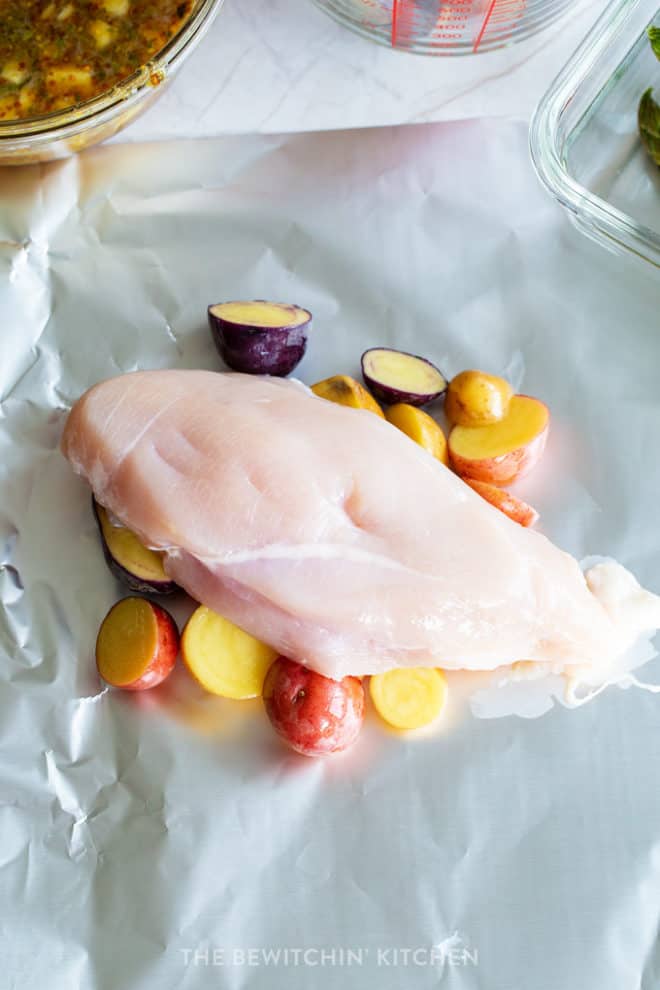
[391,0,526,50]
[429,0,472,46]
[391,0,409,45]
[391,0,440,46]
[473,0,526,51]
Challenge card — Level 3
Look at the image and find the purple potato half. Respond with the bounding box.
[361,348,447,407]
[92,498,178,595]
[208,300,312,377]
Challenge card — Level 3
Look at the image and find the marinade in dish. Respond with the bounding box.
[0,0,193,121]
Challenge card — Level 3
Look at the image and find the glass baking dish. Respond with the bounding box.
[0,0,224,166]
[530,0,660,269]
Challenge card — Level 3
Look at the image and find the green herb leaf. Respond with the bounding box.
[639,88,660,166]
[649,26,660,61]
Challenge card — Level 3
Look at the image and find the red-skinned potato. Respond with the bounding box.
[361,348,447,407]
[95,597,179,691]
[208,300,311,377]
[448,395,549,486]
[263,657,365,757]
[93,499,177,595]
[463,479,539,527]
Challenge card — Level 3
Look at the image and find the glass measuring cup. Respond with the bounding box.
[310,0,574,54]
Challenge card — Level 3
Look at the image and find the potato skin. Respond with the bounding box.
[122,603,179,691]
[445,370,513,427]
[263,657,365,756]
[208,302,311,377]
[449,425,548,486]
[463,479,539,527]
[311,375,385,417]
[361,348,447,408]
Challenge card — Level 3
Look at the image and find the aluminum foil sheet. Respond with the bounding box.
[1,120,660,990]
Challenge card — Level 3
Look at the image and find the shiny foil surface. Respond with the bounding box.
[1,120,660,989]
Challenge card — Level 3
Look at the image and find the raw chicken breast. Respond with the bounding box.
[62,370,660,681]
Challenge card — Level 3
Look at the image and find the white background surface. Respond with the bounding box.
[116,0,607,140]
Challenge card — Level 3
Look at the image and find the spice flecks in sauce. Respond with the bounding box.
[0,0,194,120]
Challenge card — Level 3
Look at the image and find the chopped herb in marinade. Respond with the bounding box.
[0,0,194,121]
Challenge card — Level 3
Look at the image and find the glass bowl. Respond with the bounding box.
[530,0,660,269]
[0,0,224,166]
[309,0,574,55]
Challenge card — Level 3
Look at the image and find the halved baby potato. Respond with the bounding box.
[96,597,179,691]
[370,667,447,730]
[448,395,549,486]
[361,348,447,407]
[93,499,177,595]
[311,374,385,417]
[208,300,312,377]
[182,606,277,699]
[385,403,448,466]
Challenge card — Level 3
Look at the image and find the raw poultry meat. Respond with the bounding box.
[62,370,660,681]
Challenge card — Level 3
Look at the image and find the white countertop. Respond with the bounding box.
[117,0,607,141]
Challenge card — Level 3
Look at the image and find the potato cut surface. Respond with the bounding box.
[385,403,448,465]
[370,667,447,730]
[210,301,309,328]
[450,395,548,459]
[96,598,158,686]
[97,503,168,582]
[363,348,446,397]
[183,606,277,699]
